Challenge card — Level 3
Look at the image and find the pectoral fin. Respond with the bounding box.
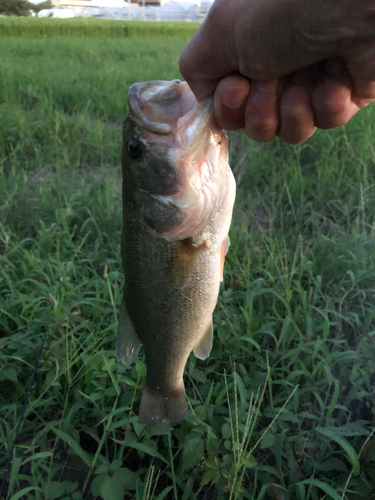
[171,238,207,288]
[220,235,230,282]
[116,295,142,365]
[193,319,213,360]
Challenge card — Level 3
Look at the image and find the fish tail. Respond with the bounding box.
[139,383,188,427]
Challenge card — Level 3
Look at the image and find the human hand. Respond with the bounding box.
[179,0,375,143]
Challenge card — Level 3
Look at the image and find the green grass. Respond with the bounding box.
[1,18,375,500]
[0,17,200,38]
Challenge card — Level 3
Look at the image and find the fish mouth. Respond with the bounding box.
[128,79,213,139]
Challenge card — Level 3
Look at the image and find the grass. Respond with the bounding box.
[1,17,375,500]
[0,17,200,38]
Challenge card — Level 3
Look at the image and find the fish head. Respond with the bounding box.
[123,79,231,240]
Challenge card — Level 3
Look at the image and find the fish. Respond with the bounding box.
[116,79,236,427]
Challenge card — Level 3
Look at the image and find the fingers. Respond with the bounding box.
[214,75,250,130]
[243,79,279,142]
[278,70,316,144]
[310,60,359,129]
[312,82,359,130]
[352,79,375,107]
[215,75,315,144]
[213,60,372,143]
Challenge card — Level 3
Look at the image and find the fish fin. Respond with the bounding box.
[134,190,183,234]
[193,319,214,360]
[139,383,188,428]
[220,235,231,282]
[116,295,142,366]
[171,239,205,288]
[225,235,231,255]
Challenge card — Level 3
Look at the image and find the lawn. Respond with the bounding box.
[0,18,375,500]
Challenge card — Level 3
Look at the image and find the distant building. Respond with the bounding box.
[55,0,139,7]
[57,0,93,6]
[41,0,212,19]
[137,0,170,5]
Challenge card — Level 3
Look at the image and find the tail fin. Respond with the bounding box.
[139,383,188,427]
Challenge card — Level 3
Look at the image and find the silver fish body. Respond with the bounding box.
[116,80,236,427]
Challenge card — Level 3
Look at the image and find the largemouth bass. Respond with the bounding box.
[116,80,236,427]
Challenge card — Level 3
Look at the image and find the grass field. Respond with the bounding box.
[1,17,375,500]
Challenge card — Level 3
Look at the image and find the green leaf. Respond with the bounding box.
[52,428,92,467]
[238,335,261,351]
[317,427,360,475]
[222,423,231,439]
[324,422,370,437]
[155,485,174,500]
[102,354,120,396]
[260,430,275,449]
[43,481,78,500]
[182,437,204,470]
[296,479,342,500]
[315,457,348,472]
[125,441,168,464]
[110,459,123,472]
[201,468,220,486]
[95,463,110,475]
[22,451,53,465]
[233,371,247,407]
[199,381,214,421]
[8,455,22,494]
[91,474,106,498]
[10,487,42,500]
[242,454,257,469]
[206,435,219,456]
[0,366,18,382]
[91,468,136,500]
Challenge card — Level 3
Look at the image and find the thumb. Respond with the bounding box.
[179,5,237,101]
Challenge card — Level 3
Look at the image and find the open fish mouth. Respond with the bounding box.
[128,79,198,135]
[128,79,218,147]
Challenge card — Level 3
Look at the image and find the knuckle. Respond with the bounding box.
[285,102,309,123]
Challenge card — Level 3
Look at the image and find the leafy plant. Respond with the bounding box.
[0,0,33,16]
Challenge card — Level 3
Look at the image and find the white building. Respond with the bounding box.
[55,0,168,6]
[34,0,212,19]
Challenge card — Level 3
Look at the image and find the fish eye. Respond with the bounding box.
[127,139,143,160]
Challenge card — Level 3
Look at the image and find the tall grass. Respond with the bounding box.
[0,18,375,500]
[0,17,199,38]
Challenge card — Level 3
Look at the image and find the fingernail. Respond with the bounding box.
[223,86,248,109]
[254,79,278,94]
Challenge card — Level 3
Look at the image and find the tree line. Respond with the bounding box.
[0,0,53,16]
